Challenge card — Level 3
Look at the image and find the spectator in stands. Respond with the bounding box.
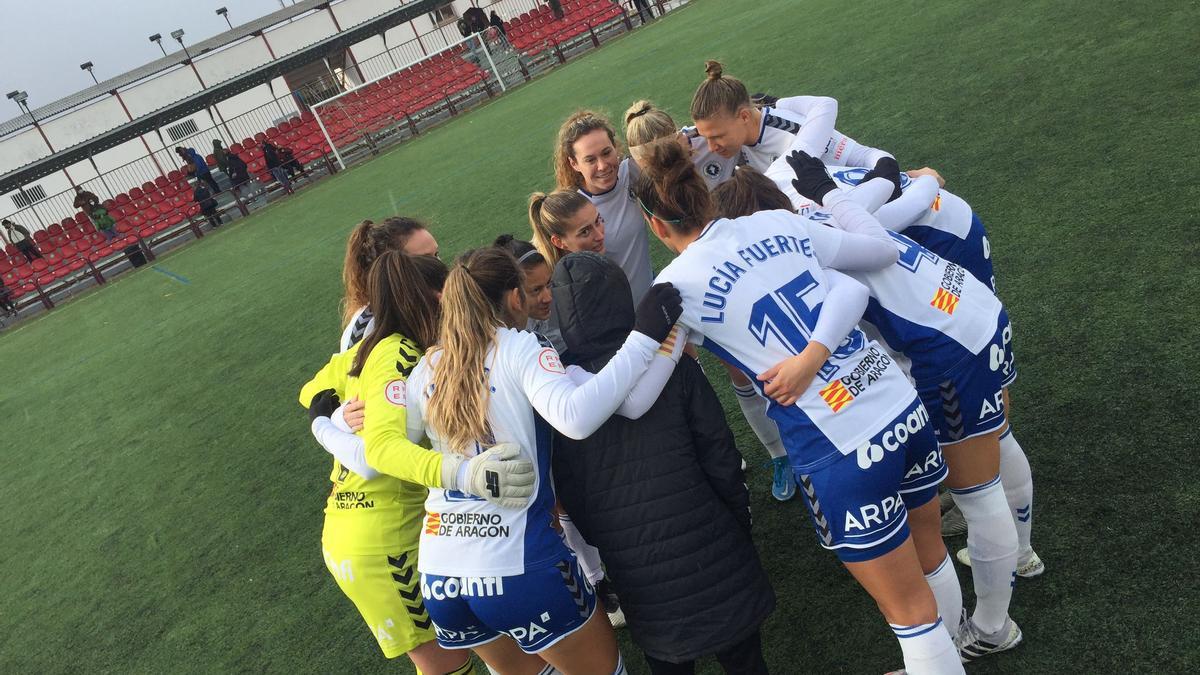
[456,16,470,38]
[192,177,223,229]
[90,204,118,241]
[489,10,507,36]
[464,6,488,33]
[212,139,231,177]
[226,151,251,196]
[279,146,304,180]
[633,0,655,24]
[2,219,42,262]
[0,280,17,317]
[261,141,294,195]
[547,0,564,19]
[175,146,221,195]
[72,186,100,212]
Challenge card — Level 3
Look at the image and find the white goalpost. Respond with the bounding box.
[312,32,509,170]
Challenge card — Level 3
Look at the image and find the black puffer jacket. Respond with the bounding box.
[550,252,775,663]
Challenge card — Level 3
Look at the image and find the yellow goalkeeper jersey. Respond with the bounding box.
[300,333,443,554]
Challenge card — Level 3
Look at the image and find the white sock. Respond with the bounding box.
[559,512,605,585]
[951,476,1018,634]
[925,553,963,635]
[891,620,965,675]
[612,654,626,675]
[998,429,1034,557]
[732,382,787,459]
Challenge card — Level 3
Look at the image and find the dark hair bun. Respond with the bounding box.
[704,60,723,80]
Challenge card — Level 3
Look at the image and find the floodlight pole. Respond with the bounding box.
[150,34,167,57]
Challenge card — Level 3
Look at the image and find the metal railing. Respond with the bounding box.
[1,0,691,243]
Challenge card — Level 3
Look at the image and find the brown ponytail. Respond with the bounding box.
[341,216,431,325]
[426,248,524,454]
[711,167,795,219]
[553,110,620,190]
[631,138,714,234]
[348,251,441,377]
[690,60,751,121]
[528,190,592,268]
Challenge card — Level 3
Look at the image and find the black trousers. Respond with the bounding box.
[18,243,41,262]
[198,171,221,195]
[644,630,768,675]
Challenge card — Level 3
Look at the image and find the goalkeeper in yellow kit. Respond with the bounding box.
[299,251,536,673]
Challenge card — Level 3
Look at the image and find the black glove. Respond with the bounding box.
[751,92,779,108]
[860,156,903,202]
[633,282,682,343]
[786,150,837,205]
[307,388,340,422]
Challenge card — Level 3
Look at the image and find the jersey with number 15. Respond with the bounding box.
[654,211,917,474]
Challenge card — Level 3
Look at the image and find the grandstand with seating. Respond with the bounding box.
[0,0,678,325]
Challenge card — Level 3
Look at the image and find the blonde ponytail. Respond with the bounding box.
[426,248,524,454]
[624,99,678,164]
[527,190,591,269]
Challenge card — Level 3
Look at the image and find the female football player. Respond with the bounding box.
[689,61,898,188]
[404,246,682,674]
[339,216,440,351]
[550,111,654,302]
[715,162,1026,661]
[300,251,533,675]
[622,100,799,502]
[633,139,964,674]
[762,150,1042,577]
[493,234,623,626]
[493,234,561,352]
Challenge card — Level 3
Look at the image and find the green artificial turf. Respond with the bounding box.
[2,0,1197,671]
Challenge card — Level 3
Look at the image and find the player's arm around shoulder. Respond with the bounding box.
[359,335,444,487]
[299,349,354,408]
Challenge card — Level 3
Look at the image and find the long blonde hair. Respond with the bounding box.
[528,190,592,269]
[553,110,621,190]
[426,248,524,454]
[624,99,678,164]
[341,217,430,325]
[690,60,751,121]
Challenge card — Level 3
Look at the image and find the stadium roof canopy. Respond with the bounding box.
[0,0,441,195]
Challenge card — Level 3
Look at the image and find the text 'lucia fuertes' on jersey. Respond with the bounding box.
[702,232,814,323]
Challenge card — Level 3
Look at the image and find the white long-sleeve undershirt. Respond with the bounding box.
[874,175,941,231]
[801,201,900,273]
[310,417,378,479]
[565,325,687,420]
[809,269,871,351]
[523,332,660,440]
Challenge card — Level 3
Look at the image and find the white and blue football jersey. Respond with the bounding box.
[408,329,569,578]
[654,211,918,474]
[825,165,998,289]
[843,231,1003,382]
[742,106,887,174]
